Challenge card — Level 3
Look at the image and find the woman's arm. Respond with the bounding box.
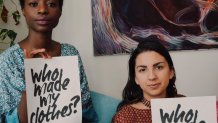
[18,91,28,123]
[77,54,98,122]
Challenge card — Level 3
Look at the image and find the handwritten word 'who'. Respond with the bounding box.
[31,63,70,96]
[160,104,206,123]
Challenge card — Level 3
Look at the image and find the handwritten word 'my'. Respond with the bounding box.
[31,63,70,96]
[160,104,206,123]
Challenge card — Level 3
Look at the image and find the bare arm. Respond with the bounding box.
[18,91,28,123]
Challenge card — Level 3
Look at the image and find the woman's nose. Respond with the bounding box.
[148,69,157,81]
[37,4,48,14]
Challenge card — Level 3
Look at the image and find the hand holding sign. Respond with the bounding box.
[23,49,51,59]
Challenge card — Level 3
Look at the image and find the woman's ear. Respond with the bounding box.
[135,78,139,85]
[170,69,174,79]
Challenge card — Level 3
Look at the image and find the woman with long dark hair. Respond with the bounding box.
[113,38,184,123]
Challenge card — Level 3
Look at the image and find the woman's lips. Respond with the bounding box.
[148,83,161,89]
[35,20,49,25]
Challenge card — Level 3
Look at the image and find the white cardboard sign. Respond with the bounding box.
[25,56,82,123]
[151,96,217,123]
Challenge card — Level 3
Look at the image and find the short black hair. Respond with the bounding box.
[19,0,64,10]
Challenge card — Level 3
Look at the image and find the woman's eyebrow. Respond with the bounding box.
[153,62,165,66]
[136,65,146,69]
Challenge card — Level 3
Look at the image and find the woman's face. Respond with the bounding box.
[22,0,61,32]
[135,51,174,100]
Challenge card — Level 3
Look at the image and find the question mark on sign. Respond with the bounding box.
[71,95,80,113]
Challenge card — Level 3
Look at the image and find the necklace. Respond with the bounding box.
[142,98,151,108]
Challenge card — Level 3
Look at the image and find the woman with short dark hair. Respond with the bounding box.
[0,0,98,122]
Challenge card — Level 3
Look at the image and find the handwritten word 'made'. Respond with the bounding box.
[160,104,206,123]
[31,63,70,96]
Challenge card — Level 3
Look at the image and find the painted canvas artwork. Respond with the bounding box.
[91,0,218,56]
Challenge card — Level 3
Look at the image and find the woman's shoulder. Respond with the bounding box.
[0,44,23,66]
[61,43,77,50]
[118,105,133,111]
[61,43,79,56]
[113,104,151,122]
[0,44,22,58]
[115,104,150,116]
[112,105,132,122]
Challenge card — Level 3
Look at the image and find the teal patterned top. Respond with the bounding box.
[0,43,98,123]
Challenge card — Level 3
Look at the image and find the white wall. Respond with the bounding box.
[12,0,218,99]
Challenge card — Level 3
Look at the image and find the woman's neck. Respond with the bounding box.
[19,34,55,55]
[19,30,61,57]
[26,31,52,48]
[25,37,52,49]
[143,91,167,101]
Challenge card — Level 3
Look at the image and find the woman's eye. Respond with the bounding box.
[29,2,38,7]
[139,68,146,72]
[155,65,163,70]
[47,2,57,7]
